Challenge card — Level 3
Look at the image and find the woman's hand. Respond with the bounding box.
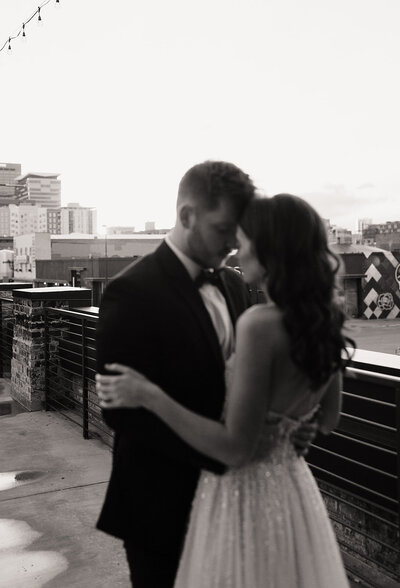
[96,363,152,409]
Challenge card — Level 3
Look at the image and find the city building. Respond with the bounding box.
[331,226,352,245]
[59,203,97,234]
[0,206,11,236]
[145,221,156,232]
[0,162,21,201]
[50,233,165,259]
[362,221,400,251]
[47,208,61,234]
[0,249,14,280]
[13,233,51,280]
[15,172,61,209]
[332,243,400,319]
[8,204,48,236]
[0,236,13,250]
[358,218,372,233]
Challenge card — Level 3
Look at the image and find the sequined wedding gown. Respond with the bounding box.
[174,360,349,588]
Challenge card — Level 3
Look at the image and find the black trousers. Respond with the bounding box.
[124,541,182,588]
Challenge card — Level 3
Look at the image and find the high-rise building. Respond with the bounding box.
[59,203,97,234]
[0,206,11,236]
[47,208,61,234]
[15,172,61,209]
[8,204,48,236]
[0,162,21,201]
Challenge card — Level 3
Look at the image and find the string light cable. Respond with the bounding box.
[0,0,60,54]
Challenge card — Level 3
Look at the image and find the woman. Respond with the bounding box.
[96,194,354,587]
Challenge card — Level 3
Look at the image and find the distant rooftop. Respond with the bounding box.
[331,243,388,254]
[15,173,60,182]
[50,233,167,240]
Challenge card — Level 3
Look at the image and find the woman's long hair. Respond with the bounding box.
[240,194,355,389]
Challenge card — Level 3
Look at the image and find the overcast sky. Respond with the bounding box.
[1,0,399,231]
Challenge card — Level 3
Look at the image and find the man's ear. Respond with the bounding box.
[179,204,195,229]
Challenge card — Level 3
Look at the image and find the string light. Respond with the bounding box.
[0,0,58,54]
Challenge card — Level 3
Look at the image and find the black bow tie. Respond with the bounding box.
[194,269,223,289]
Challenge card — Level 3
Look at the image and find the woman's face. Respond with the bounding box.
[236,227,265,284]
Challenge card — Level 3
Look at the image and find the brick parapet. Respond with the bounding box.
[10,288,91,411]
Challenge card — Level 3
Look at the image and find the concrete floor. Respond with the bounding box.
[346,318,400,355]
[0,404,130,588]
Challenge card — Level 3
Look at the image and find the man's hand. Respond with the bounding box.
[291,419,319,457]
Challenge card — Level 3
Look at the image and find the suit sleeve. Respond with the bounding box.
[96,277,226,475]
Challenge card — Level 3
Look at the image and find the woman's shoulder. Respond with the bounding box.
[238,303,285,341]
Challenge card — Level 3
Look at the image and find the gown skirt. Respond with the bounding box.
[174,412,350,588]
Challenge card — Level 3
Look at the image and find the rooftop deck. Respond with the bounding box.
[0,287,399,586]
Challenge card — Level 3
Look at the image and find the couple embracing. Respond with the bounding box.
[95,161,353,587]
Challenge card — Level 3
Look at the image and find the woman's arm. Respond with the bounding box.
[97,308,275,468]
[318,370,342,435]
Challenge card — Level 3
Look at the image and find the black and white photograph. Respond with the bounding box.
[0,1,399,586]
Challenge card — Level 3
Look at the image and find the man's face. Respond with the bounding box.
[186,199,238,268]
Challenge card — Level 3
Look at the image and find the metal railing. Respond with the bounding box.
[41,306,399,578]
[308,365,400,578]
[44,307,113,447]
[0,295,15,378]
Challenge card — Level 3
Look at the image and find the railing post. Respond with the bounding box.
[82,316,89,439]
[0,299,3,379]
[396,386,400,531]
[44,307,50,412]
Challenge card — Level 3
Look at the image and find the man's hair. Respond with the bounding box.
[178,161,256,218]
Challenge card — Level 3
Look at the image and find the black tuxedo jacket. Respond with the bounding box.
[96,241,250,553]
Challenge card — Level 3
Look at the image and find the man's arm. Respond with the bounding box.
[97,277,227,474]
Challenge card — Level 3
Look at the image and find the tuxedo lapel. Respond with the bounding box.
[154,243,225,371]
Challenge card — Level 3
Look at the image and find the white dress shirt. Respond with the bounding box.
[165,235,234,360]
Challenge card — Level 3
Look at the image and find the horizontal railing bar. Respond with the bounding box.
[312,445,397,479]
[47,307,98,321]
[46,388,84,412]
[330,430,396,456]
[342,390,396,408]
[346,367,400,385]
[49,337,97,356]
[340,412,396,433]
[46,396,83,418]
[86,422,113,439]
[55,340,97,356]
[47,368,95,387]
[311,464,398,506]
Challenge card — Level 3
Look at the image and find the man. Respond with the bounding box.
[96,161,315,587]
